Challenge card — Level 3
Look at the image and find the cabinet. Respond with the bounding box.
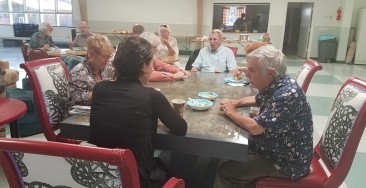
[355,8,366,64]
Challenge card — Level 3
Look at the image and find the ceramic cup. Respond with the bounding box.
[171,99,186,117]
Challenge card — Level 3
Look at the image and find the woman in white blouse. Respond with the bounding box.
[157,24,179,57]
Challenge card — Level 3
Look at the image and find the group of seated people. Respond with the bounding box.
[25,21,313,188]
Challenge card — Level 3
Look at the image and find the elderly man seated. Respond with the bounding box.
[191,29,237,73]
[68,21,94,48]
[29,22,56,51]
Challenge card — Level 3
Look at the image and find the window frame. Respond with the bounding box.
[0,0,73,26]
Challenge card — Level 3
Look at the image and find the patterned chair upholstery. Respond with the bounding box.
[20,58,79,143]
[255,77,366,188]
[0,138,185,188]
[295,59,323,93]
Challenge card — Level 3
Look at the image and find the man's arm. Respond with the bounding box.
[220,101,264,135]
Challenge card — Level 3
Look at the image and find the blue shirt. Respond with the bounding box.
[191,45,237,72]
[250,75,313,179]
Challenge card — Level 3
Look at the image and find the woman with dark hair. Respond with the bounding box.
[89,36,187,188]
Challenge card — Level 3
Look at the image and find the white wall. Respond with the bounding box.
[84,0,351,60]
[1,0,359,61]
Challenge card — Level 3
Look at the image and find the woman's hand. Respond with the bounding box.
[173,71,186,81]
[161,38,169,46]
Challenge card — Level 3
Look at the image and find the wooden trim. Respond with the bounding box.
[78,0,88,22]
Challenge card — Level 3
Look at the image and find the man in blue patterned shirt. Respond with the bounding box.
[217,45,313,188]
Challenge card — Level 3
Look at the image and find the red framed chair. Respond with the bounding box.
[20,42,29,62]
[295,59,323,93]
[27,49,49,61]
[255,77,366,188]
[227,46,238,58]
[0,138,185,188]
[20,58,79,144]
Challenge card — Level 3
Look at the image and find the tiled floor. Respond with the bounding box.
[1,46,366,188]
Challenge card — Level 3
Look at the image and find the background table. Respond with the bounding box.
[60,72,251,161]
[0,97,27,138]
[47,49,87,57]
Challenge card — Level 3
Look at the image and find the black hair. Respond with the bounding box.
[113,37,154,81]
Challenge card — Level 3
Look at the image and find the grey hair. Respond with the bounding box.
[210,29,224,39]
[247,45,287,77]
[139,32,160,47]
[39,22,50,31]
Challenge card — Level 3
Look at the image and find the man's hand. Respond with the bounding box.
[232,67,248,78]
[42,44,50,51]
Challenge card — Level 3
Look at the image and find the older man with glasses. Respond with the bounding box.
[69,21,94,48]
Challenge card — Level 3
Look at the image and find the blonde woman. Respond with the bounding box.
[156,24,179,57]
[68,34,115,106]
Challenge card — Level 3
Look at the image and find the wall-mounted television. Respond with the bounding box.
[13,23,39,37]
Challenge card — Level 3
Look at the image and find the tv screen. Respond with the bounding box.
[13,23,39,37]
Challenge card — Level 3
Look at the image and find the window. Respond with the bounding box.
[0,0,72,26]
[213,3,270,33]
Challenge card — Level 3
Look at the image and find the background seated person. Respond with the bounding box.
[232,41,267,78]
[157,24,179,57]
[217,45,313,187]
[68,21,94,48]
[132,24,145,36]
[89,36,187,188]
[68,34,115,106]
[191,29,237,73]
[29,22,56,51]
[139,32,190,81]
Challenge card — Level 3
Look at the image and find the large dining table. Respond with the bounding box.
[60,72,252,162]
[46,48,87,57]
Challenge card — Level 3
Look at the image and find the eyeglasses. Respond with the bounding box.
[160,24,167,28]
[95,51,112,60]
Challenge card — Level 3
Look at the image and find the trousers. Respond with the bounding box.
[216,154,290,188]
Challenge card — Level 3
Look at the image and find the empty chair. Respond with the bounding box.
[185,49,200,70]
[0,138,185,188]
[227,46,238,58]
[20,58,78,143]
[255,77,366,188]
[295,59,323,93]
[27,49,49,61]
[21,42,29,62]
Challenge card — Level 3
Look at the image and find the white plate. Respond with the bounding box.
[227,82,245,87]
[224,77,250,84]
[187,99,213,110]
[198,92,218,100]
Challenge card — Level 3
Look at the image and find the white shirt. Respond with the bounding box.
[192,45,237,72]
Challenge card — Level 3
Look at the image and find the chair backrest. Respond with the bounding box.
[0,138,139,188]
[295,59,323,93]
[27,49,49,61]
[0,138,185,188]
[226,46,238,58]
[20,58,78,143]
[185,49,200,70]
[315,77,366,187]
[21,42,29,62]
